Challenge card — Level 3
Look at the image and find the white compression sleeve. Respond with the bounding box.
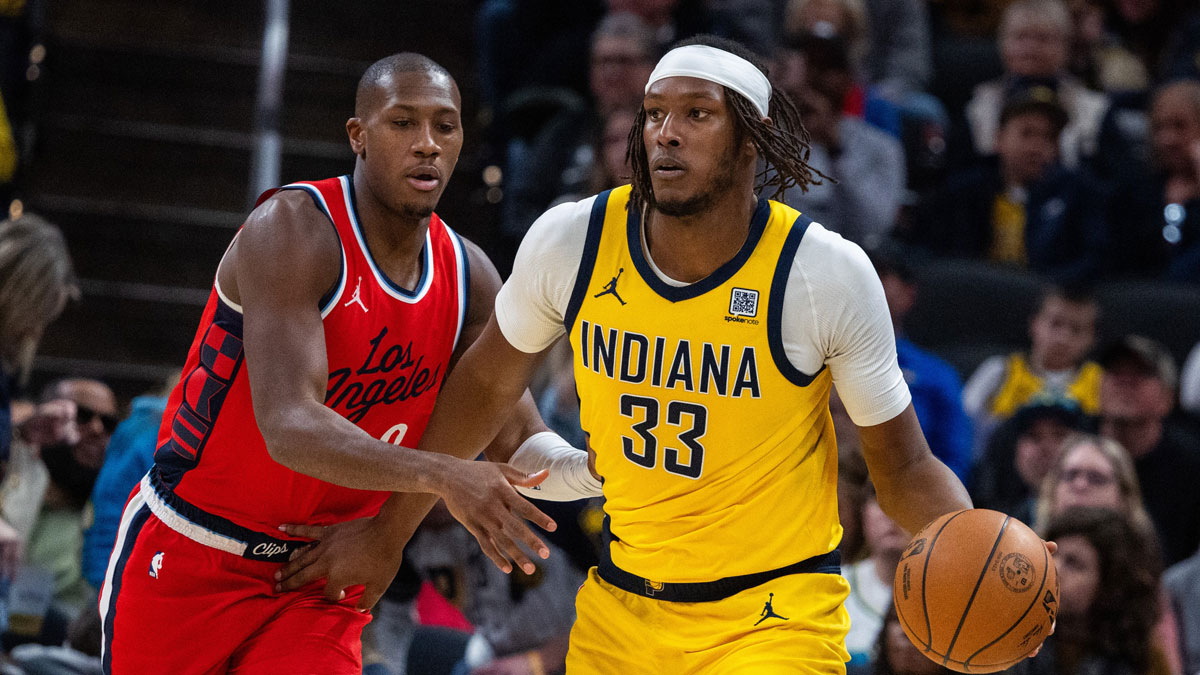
[508,431,603,502]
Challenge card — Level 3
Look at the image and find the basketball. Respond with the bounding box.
[893,509,1058,674]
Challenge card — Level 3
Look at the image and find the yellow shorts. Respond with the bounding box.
[566,567,851,674]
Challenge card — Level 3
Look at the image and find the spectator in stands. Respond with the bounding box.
[780,80,904,245]
[80,384,172,591]
[1103,0,1200,84]
[860,0,932,100]
[868,245,972,481]
[1107,79,1200,283]
[1012,507,1170,675]
[850,604,956,675]
[0,213,76,580]
[917,85,1109,281]
[1181,340,1200,419]
[1097,335,1200,566]
[971,396,1087,523]
[494,11,655,272]
[1067,0,1153,94]
[1032,433,1154,536]
[963,284,1102,453]
[398,501,583,675]
[775,29,902,139]
[610,0,777,56]
[1164,543,1200,675]
[1032,435,1186,675]
[964,0,1109,171]
[2,378,117,619]
[843,480,907,668]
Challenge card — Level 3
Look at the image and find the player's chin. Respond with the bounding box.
[397,198,437,220]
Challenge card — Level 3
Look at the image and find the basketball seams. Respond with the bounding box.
[942,515,1012,667]
[962,537,1050,669]
[910,509,971,651]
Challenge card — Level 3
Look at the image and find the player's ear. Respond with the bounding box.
[347,117,366,157]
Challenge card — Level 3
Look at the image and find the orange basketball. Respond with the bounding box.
[892,509,1058,674]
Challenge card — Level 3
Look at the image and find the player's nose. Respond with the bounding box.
[412,122,440,157]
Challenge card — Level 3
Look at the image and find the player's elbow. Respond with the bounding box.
[256,410,308,470]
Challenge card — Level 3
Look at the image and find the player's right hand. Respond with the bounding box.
[275,517,401,610]
[436,461,557,575]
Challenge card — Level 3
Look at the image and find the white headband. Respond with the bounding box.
[644,45,771,117]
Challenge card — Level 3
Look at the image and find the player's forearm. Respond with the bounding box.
[419,340,533,463]
[874,451,973,536]
[260,402,454,494]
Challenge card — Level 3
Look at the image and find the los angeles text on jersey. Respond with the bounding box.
[578,319,761,398]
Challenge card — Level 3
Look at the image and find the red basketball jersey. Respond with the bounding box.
[151,175,468,536]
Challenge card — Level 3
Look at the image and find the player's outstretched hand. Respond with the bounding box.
[438,461,557,575]
[274,517,399,610]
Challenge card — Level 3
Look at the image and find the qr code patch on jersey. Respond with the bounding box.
[729,287,759,317]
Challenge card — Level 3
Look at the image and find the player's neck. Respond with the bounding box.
[352,176,431,288]
[644,190,758,283]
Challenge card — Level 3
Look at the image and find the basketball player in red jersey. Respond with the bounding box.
[99,53,565,674]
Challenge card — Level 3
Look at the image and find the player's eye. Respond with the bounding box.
[690,108,710,119]
[393,119,413,128]
[646,108,662,121]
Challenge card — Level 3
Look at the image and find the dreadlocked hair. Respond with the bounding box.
[626,34,831,215]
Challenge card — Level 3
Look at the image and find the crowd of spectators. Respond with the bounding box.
[0,0,1198,674]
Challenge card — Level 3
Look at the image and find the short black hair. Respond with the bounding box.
[355,53,454,117]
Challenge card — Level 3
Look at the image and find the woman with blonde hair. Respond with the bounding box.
[0,213,77,384]
[1033,432,1153,535]
[1033,433,1184,675]
[0,212,76,577]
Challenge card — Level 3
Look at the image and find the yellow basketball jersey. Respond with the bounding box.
[988,353,1102,417]
[566,185,841,584]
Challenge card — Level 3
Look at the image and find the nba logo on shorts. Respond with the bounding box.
[149,552,164,579]
[645,579,664,596]
[729,288,759,318]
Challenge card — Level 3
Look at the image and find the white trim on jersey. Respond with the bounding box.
[137,474,249,557]
[99,488,147,662]
[448,226,469,351]
[211,184,349,317]
[340,175,436,304]
[280,181,349,318]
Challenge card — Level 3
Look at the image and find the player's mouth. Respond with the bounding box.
[406,166,441,191]
[651,157,686,179]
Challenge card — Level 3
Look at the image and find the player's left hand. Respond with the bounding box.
[273,517,401,610]
[1026,539,1058,660]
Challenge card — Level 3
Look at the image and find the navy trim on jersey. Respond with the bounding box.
[596,513,840,602]
[563,191,612,332]
[627,196,770,302]
[346,176,432,299]
[276,182,346,314]
[767,213,826,387]
[102,503,151,674]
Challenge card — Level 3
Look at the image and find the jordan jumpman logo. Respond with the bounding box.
[754,593,788,625]
[593,268,626,305]
[344,275,369,312]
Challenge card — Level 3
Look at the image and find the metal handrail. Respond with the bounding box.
[248,0,290,207]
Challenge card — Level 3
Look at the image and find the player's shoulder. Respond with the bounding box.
[785,218,875,284]
[519,193,602,262]
[529,194,600,237]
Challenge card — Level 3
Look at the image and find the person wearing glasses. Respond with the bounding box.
[0,378,119,628]
[1096,335,1200,567]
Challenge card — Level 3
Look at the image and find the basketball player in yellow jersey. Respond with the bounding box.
[274,35,1041,673]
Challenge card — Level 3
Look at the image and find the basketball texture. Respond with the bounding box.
[893,509,1058,674]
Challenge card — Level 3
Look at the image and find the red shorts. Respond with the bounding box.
[100,489,371,674]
